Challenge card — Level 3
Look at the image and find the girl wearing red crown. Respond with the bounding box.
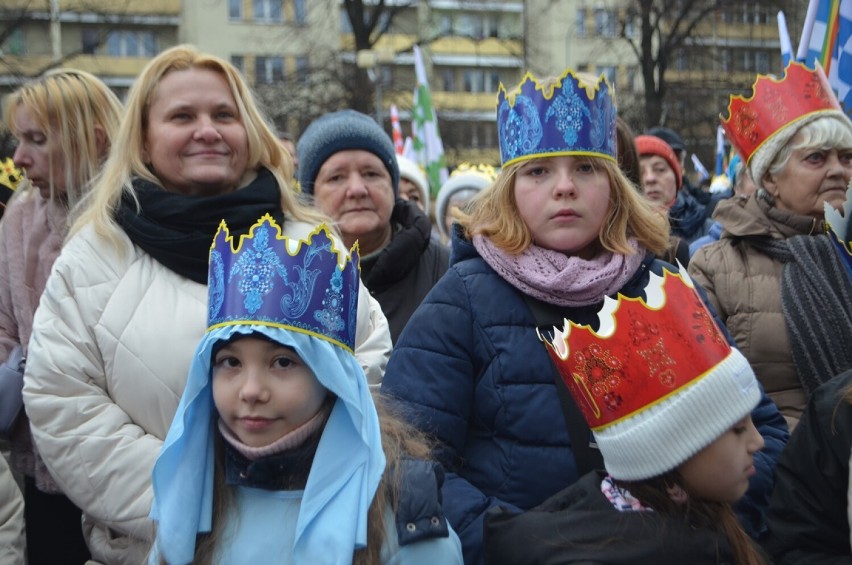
[485,268,767,564]
[690,62,852,430]
[381,68,788,564]
[149,219,462,564]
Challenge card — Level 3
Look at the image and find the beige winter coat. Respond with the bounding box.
[689,192,822,430]
[23,219,392,565]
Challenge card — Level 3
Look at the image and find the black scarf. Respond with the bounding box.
[748,234,852,395]
[116,168,284,284]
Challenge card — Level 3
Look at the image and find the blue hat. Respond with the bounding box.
[297,110,400,196]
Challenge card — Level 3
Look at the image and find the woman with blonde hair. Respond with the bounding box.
[2,68,122,563]
[381,69,787,563]
[22,45,391,564]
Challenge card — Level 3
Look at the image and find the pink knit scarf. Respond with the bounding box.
[473,235,646,307]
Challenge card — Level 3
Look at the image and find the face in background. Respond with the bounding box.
[514,155,611,260]
[312,149,395,255]
[212,336,327,448]
[143,68,250,196]
[763,134,852,218]
[399,178,425,212]
[12,104,66,200]
[678,416,764,503]
[639,155,678,209]
[443,188,477,236]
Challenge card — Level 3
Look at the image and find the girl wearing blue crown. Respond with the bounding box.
[149,217,462,565]
[380,69,788,563]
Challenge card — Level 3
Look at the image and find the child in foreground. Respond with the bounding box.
[484,266,767,564]
[149,216,462,564]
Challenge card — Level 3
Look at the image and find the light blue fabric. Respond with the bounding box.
[150,323,385,565]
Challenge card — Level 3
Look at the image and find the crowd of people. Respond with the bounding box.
[0,43,850,565]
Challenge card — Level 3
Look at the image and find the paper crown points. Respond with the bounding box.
[825,184,852,279]
[541,266,732,430]
[207,215,360,352]
[721,62,842,164]
[497,68,617,167]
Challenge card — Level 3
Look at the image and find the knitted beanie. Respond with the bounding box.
[435,166,495,240]
[748,110,849,189]
[636,134,683,189]
[396,154,430,212]
[543,268,761,481]
[296,110,399,195]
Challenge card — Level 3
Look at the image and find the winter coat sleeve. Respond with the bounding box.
[23,234,159,542]
[764,372,852,564]
[354,284,391,386]
[0,455,24,563]
[381,268,521,564]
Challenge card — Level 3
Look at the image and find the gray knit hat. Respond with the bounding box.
[297,110,399,195]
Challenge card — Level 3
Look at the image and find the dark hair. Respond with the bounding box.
[616,117,642,190]
[616,472,765,565]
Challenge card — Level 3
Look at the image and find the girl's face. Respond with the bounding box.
[12,104,67,200]
[514,156,611,259]
[212,336,327,448]
[763,134,852,219]
[143,68,250,196]
[678,416,764,503]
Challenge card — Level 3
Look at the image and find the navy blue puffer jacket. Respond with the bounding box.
[382,228,788,564]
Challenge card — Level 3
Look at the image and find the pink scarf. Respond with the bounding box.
[473,235,646,307]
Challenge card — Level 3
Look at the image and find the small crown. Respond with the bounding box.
[721,62,842,165]
[496,69,616,167]
[825,184,852,279]
[540,266,731,431]
[207,215,360,352]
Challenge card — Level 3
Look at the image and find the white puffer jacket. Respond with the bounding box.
[23,220,391,565]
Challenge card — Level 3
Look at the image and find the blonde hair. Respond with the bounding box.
[70,44,323,250]
[458,156,670,256]
[185,394,433,565]
[3,68,122,211]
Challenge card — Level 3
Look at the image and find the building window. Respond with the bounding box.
[439,14,453,35]
[255,56,284,84]
[229,0,242,20]
[231,55,245,74]
[755,50,770,73]
[296,56,309,84]
[463,69,484,93]
[106,31,157,57]
[82,29,100,54]
[294,0,307,25]
[254,0,282,23]
[721,49,730,72]
[441,69,455,91]
[576,8,586,36]
[675,48,687,71]
[3,28,25,56]
[485,71,501,92]
[485,14,500,38]
[594,9,616,37]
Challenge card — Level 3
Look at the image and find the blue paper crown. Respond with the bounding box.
[497,69,617,167]
[207,215,360,352]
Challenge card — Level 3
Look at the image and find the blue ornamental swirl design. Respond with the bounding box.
[497,69,617,166]
[207,216,360,351]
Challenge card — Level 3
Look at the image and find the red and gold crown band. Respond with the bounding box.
[721,62,842,165]
[542,268,732,431]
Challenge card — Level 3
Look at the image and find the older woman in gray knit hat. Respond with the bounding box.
[297,110,450,343]
[689,62,852,430]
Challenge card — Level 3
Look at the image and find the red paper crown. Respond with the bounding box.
[721,62,842,164]
[542,268,731,431]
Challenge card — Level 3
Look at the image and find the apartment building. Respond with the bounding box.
[0,0,180,97]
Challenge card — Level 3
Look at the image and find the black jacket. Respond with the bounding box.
[764,369,852,564]
[484,471,738,565]
[361,199,450,342]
